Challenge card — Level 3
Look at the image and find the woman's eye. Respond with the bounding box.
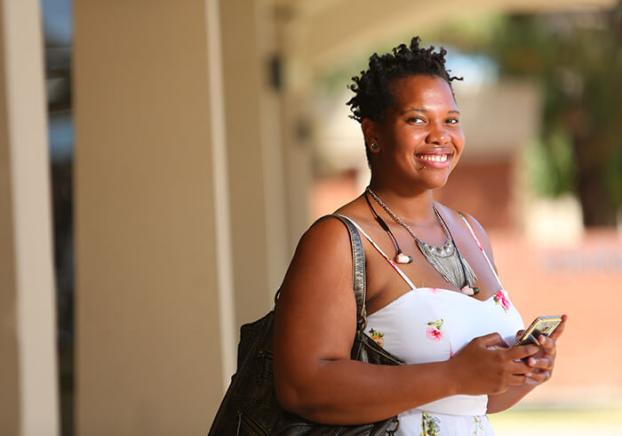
[446,118,460,125]
[407,117,425,124]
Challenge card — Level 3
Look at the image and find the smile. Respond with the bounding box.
[415,150,454,169]
[417,153,449,162]
[414,152,453,168]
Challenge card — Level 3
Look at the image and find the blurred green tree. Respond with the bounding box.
[488,3,622,227]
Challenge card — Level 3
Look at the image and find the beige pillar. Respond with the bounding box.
[74,0,235,434]
[220,0,289,327]
[0,1,60,435]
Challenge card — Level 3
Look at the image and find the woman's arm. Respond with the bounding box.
[487,385,536,413]
[273,217,538,425]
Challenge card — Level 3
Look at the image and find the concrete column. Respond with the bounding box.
[74,0,234,434]
[220,0,289,327]
[0,0,60,435]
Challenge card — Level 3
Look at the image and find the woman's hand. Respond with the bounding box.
[486,315,568,413]
[448,332,540,395]
[521,314,568,385]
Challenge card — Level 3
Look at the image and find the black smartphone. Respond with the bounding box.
[516,315,563,346]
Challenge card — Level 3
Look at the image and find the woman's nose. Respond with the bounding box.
[426,123,450,145]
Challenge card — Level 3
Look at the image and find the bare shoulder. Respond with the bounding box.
[296,214,353,264]
[276,214,356,312]
[281,194,369,297]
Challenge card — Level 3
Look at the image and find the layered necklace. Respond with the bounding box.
[365,187,479,296]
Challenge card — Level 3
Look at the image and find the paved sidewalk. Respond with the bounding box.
[489,407,622,435]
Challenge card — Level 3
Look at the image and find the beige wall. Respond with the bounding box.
[0,0,59,435]
[74,0,235,433]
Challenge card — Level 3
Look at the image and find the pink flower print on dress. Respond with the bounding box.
[426,319,444,341]
[493,290,511,312]
[368,328,385,347]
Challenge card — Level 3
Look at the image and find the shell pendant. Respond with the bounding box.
[394,252,413,264]
[461,285,480,296]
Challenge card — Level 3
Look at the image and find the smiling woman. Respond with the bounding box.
[362,74,464,191]
[272,37,567,435]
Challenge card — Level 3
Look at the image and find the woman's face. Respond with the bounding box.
[367,74,465,191]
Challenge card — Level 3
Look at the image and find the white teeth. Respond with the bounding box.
[419,154,448,162]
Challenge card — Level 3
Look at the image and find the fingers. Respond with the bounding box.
[508,374,528,386]
[477,332,507,348]
[526,356,552,370]
[549,314,568,341]
[538,335,556,357]
[509,368,552,387]
[506,344,539,360]
[526,369,551,385]
[514,329,525,346]
[508,360,532,375]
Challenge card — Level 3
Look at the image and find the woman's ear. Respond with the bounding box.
[361,118,380,151]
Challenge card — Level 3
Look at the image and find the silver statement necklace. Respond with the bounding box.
[366,187,479,295]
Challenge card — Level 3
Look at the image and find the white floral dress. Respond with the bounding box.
[344,216,524,436]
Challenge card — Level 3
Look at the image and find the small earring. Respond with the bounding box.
[369,141,380,152]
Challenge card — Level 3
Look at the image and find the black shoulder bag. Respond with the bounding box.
[208,214,404,435]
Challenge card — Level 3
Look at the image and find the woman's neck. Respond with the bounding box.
[367,179,437,226]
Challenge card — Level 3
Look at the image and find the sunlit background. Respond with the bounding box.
[1,0,620,435]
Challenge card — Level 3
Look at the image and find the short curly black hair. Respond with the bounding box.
[346,36,462,125]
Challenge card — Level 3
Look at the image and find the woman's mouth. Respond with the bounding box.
[415,152,453,168]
